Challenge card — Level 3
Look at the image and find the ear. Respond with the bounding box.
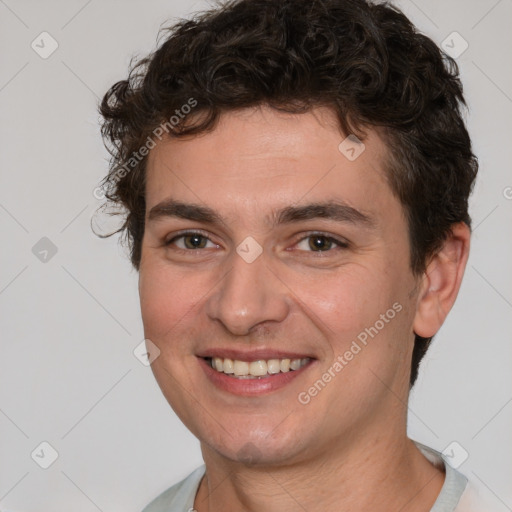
[413,222,471,338]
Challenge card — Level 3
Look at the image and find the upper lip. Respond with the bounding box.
[197,348,316,361]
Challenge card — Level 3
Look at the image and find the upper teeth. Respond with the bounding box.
[209,357,311,378]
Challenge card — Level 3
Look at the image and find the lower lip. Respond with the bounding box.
[198,357,314,396]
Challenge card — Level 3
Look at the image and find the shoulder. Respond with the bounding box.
[413,440,502,512]
[141,465,206,512]
[455,478,504,512]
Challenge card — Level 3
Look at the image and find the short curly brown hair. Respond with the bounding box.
[98,0,478,387]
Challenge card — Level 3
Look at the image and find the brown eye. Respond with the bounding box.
[308,235,334,251]
[165,232,216,250]
[182,234,207,249]
[296,233,348,253]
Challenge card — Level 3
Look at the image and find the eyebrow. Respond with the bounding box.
[147,199,375,228]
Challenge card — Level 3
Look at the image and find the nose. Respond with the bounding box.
[204,248,290,336]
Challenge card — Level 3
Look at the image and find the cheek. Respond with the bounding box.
[138,262,203,338]
[298,261,413,388]
[295,263,395,338]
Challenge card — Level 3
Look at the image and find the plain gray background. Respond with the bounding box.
[0,0,511,510]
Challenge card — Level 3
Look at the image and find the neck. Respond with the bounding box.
[194,432,445,512]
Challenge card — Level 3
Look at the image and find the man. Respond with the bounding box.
[98,0,488,510]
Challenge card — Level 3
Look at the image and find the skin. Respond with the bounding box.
[138,105,470,511]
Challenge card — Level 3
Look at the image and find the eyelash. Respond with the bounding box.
[164,230,349,254]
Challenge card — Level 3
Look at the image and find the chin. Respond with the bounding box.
[200,425,311,467]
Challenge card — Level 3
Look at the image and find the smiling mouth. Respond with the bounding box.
[204,356,312,379]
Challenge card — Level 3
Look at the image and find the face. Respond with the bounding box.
[138,106,420,466]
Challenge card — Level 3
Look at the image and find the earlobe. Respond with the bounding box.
[413,222,471,338]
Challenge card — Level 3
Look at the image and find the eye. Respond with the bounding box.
[295,233,348,253]
[165,231,219,250]
[163,231,348,254]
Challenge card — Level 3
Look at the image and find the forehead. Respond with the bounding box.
[145,106,395,223]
